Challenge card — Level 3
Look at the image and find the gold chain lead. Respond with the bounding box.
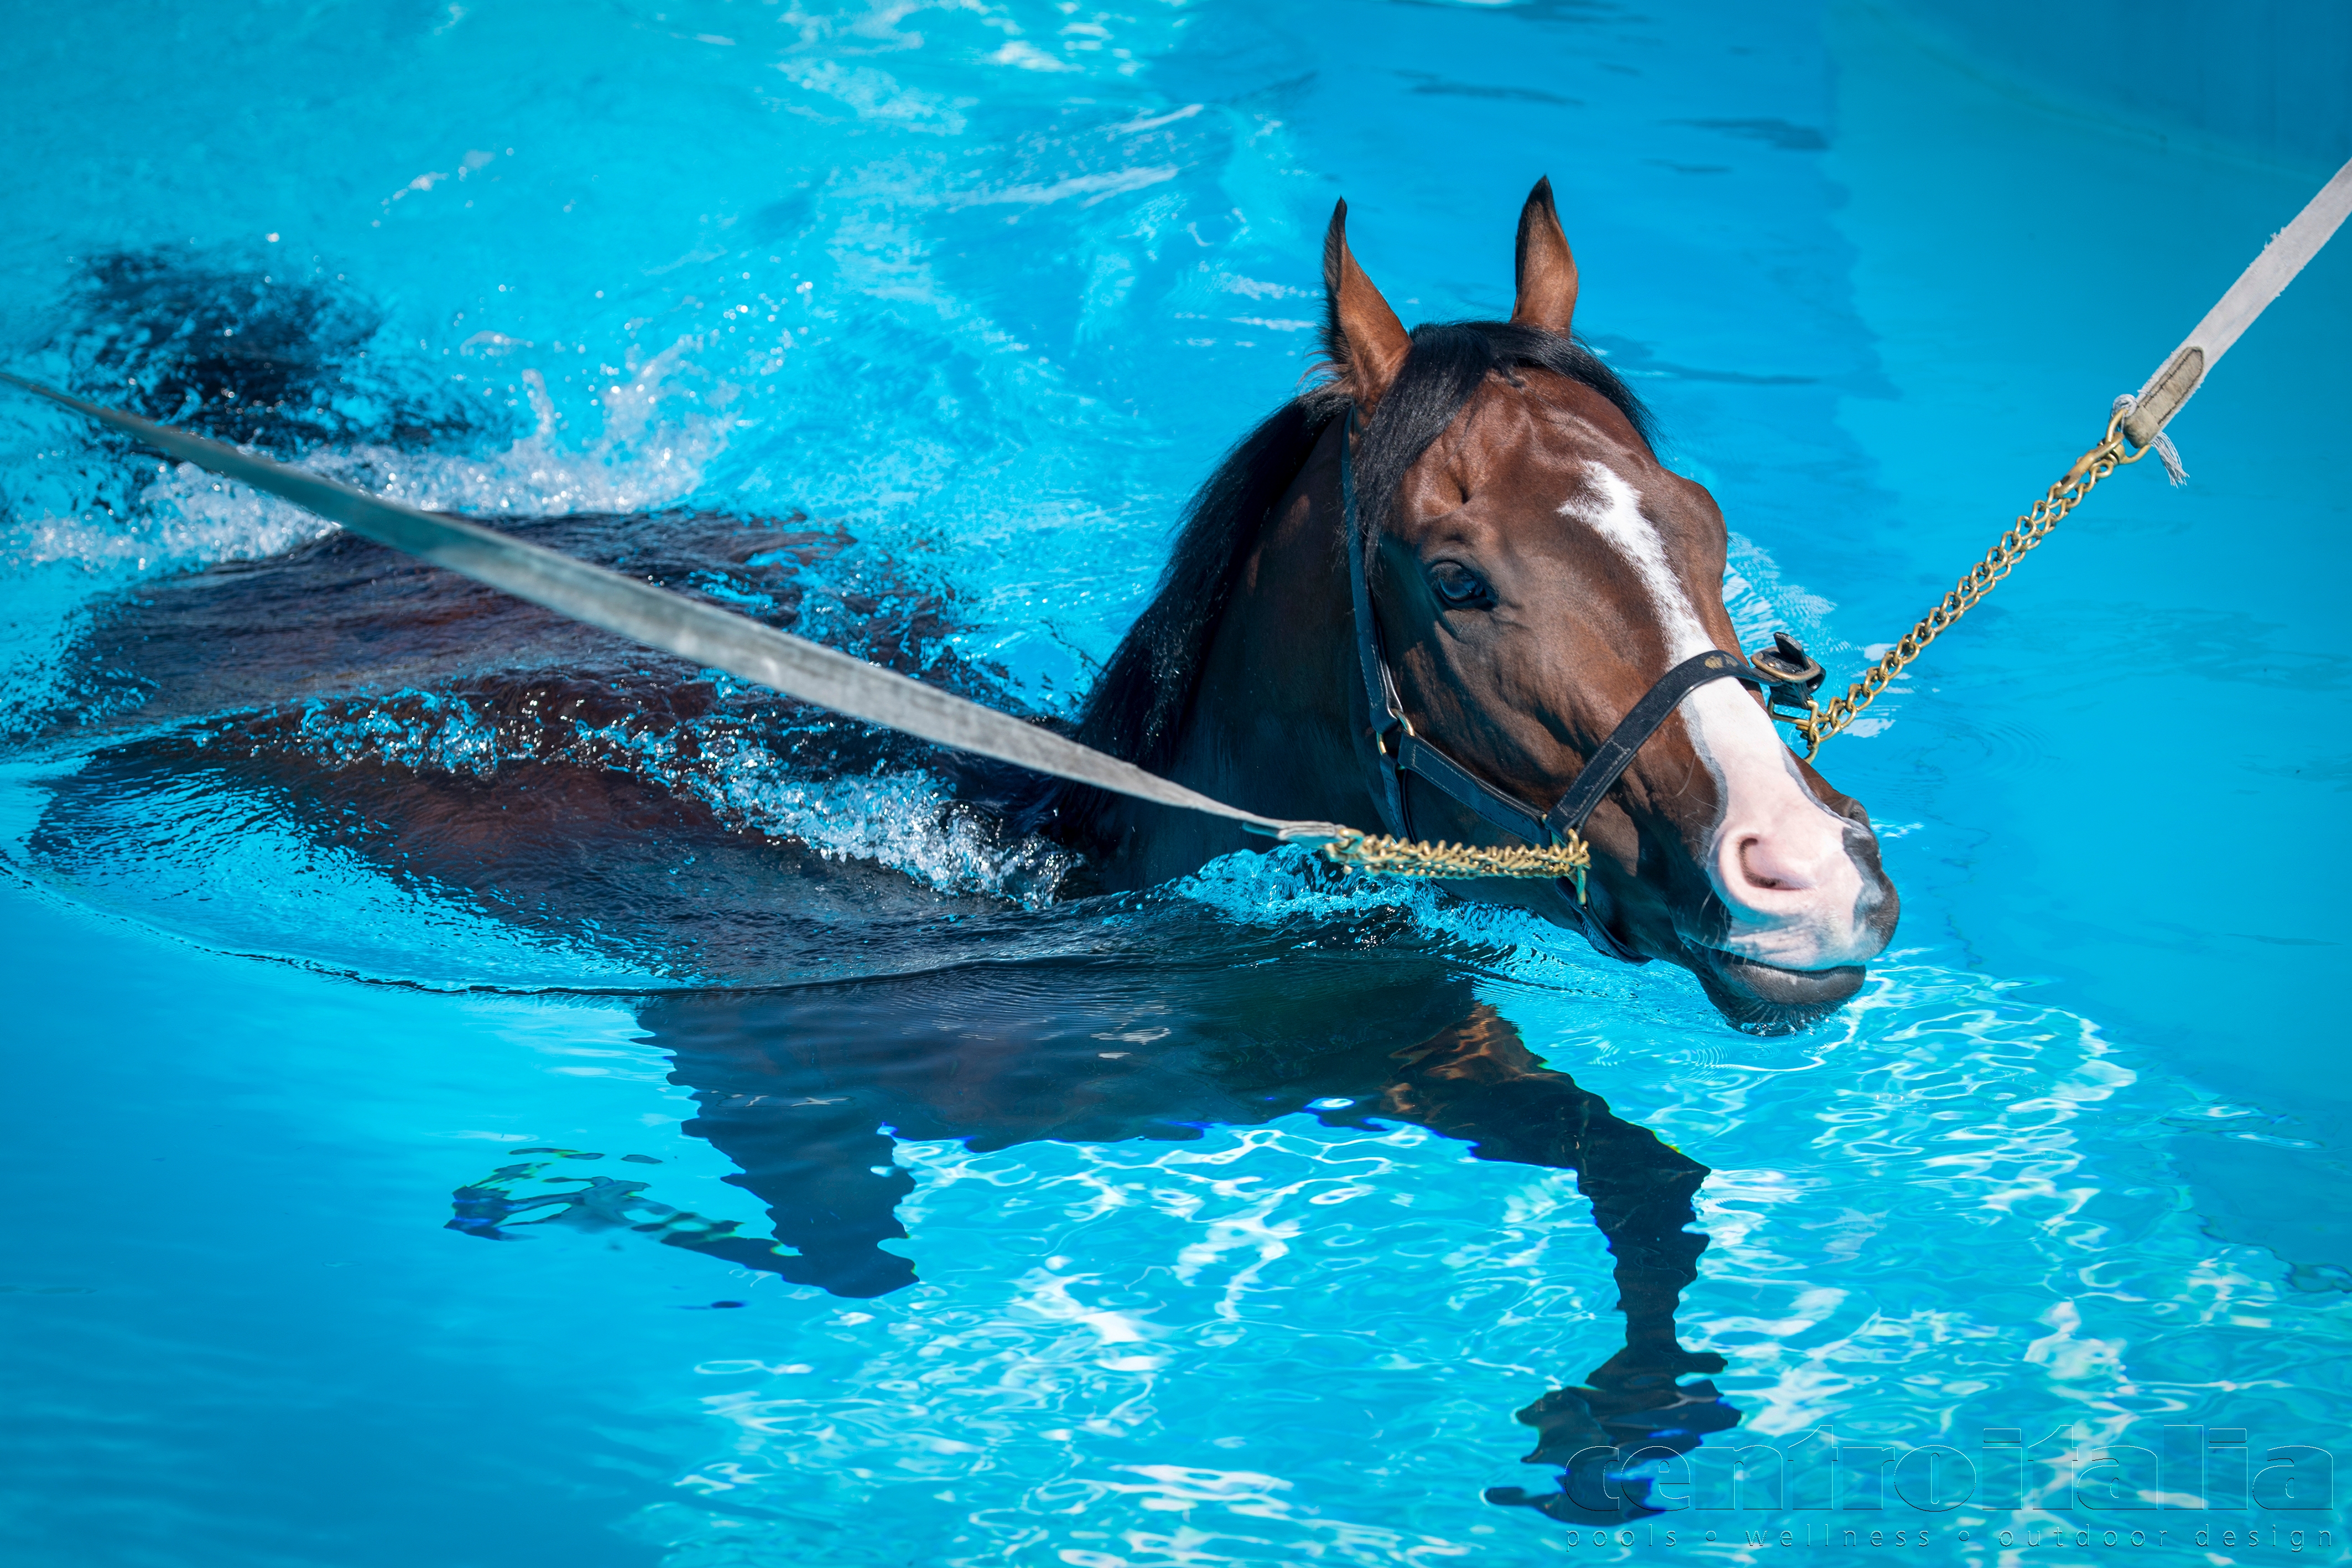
[1794,411,2151,755]
[1309,410,2152,895]
[1318,830,1593,902]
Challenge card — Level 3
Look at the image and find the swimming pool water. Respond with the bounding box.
[2,2,2348,1564]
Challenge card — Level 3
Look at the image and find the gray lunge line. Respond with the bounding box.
[0,369,1355,848]
[2117,155,2352,451]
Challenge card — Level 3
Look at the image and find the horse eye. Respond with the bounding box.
[1428,562,1493,608]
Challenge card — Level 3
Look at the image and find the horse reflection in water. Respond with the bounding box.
[460,955,1739,1520]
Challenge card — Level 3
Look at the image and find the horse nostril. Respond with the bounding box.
[1737,834,1817,895]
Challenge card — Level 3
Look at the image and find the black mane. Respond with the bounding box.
[1008,320,1652,852]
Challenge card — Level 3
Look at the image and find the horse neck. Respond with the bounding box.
[1095,419,1380,886]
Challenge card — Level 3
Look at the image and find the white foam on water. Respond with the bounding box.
[294,692,505,778]
[277,688,1080,906]
[570,716,1080,904]
[2,338,730,576]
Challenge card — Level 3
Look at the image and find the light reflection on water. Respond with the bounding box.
[1,0,2346,1563]
[498,944,2323,1566]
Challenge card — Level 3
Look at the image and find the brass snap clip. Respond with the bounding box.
[1751,631,1826,728]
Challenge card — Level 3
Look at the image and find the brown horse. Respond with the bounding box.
[24,182,1893,1033]
[1027,180,1897,1030]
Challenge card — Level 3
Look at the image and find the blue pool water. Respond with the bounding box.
[3,2,2348,1564]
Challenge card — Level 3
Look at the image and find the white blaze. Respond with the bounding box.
[1561,466,1878,970]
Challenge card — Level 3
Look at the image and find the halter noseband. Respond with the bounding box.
[1340,408,1822,961]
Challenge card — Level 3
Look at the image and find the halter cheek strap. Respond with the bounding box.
[1341,408,1777,962]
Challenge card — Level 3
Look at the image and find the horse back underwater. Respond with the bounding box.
[1047,180,1898,1030]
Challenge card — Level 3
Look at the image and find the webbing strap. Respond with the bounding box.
[2121,155,2352,447]
[0,371,1360,846]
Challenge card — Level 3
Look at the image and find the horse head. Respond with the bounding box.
[1317,180,1898,1029]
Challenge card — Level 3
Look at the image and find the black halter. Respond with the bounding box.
[1339,409,1822,961]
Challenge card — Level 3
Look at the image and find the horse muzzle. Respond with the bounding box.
[1680,824,1896,1030]
[1568,812,1895,1030]
[1684,944,1870,1034]
[1544,877,1879,1033]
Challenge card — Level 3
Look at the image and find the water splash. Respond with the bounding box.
[2,340,730,577]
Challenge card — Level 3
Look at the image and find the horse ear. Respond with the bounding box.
[1321,199,1411,407]
[1510,176,1579,336]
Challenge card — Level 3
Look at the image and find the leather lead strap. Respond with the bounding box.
[0,373,1384,842]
